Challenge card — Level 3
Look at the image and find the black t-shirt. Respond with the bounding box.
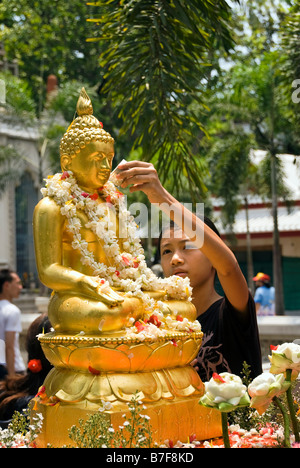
[196,294,262,382]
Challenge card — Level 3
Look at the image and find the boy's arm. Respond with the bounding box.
[117,161,249,314]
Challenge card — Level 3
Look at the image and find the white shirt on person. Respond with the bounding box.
[0,299,26,372]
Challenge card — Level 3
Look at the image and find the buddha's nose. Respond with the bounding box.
[101,158,111,170]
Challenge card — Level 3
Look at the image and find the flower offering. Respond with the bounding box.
[268,342,300,378]
[199,372,250,413]
[248,372,290,415]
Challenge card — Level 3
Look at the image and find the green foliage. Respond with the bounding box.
[0,71,36,117]
[228,362,257,430]
[1,0,299,211]
[207,132,253,229]
[87,0,238,199]
[48,80,103,124]
[9,409,30,436]
[257,153,292,203]
[197,0,299,234]
[0,0,102,114]
[68,393,153,448]
[0,408,43,448]
[279,3,300,136]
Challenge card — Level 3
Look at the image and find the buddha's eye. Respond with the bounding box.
[98,153,113,162]
[90,153,103,162]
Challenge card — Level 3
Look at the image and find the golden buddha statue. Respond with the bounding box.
[34,88,197,336]
[31,88,221,447]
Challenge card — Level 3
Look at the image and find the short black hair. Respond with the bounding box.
[0,269,14,293]
[157,216,221,259]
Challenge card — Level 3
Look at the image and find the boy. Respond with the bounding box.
[116,161,262,381]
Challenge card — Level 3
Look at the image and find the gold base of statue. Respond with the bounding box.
[33,393,221,448]
[31,331,222,447]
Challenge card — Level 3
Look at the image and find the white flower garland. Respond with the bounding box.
[41,171,200,336]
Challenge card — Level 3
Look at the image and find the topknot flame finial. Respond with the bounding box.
[76,87,93,116]
[60,87,114,159]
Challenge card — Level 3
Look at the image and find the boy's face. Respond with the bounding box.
[65,140,114,191]
[160,227,214,289]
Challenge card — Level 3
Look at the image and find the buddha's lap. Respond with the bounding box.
[47,291,196,334]
[48,292,144,333]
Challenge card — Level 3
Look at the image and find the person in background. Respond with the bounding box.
[0,314,52,426]
[0,269,25,379]
[253,272,275,316]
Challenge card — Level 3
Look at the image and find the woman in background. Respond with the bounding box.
[0,314,52,426]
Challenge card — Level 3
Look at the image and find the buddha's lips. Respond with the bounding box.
[98,171,110,178]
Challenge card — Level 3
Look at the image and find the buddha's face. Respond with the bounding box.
[62,140,114,191]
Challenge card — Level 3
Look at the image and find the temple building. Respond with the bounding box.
[0,116,41,286]
[0,44,54,287]
[214,151,300,313]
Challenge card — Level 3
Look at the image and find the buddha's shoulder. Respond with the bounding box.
[34,196,61,216]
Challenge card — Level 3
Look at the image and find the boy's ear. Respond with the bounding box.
[61,155,71,171]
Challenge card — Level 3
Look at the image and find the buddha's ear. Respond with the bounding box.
[61,155,71,171]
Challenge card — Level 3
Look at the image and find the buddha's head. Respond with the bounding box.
[60,88,114,191]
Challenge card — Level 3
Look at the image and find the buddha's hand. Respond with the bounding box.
[190,358,199,372]
[115,160,167,204]
[79,276,124,306]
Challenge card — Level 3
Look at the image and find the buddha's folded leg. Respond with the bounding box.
[160,300,197,322]
[48,292,144,334]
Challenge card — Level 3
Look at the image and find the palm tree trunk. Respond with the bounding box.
[270,152,285,315]
[269,67,285,316]
[244,196,255,295]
